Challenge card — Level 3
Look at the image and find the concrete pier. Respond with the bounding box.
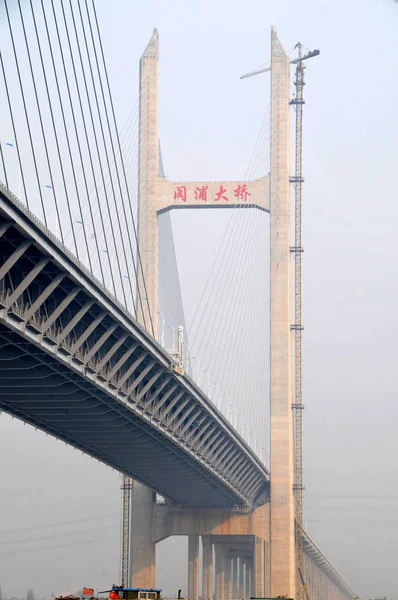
[129,482,155,587]
[188,536,200,600]
[202,535,213,600]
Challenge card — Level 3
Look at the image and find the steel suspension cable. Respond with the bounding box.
[69,103,139,260]
[28,0,78,253]
[195,203,259,369]
[48,0,107,279]
[193,131,268,362]
[16,0,63,242]
[89,0,154,335]
[64,0,118,297]
[71,0,129,308]
[0,52,29,208]
[40,0,90,260]
[79,0,137,313]
[3,0,48,227]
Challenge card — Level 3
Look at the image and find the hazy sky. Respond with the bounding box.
[1,0,398,599]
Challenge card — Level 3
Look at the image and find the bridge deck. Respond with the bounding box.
[0,184,269,508]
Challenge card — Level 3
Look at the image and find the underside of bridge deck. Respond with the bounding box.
[0,184,269,508]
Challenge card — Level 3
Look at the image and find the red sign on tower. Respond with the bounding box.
[214,185,229,202]
[174,186,187,202]
[234,184,251,201]
[194,185,209,202]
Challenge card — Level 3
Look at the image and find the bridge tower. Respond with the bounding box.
[269,26,296,598]
[131,26,295,598]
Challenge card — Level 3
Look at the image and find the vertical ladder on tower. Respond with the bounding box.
[290,43,319,599]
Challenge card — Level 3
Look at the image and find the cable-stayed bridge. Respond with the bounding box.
[0,2,358,600]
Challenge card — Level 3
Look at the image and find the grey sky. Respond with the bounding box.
[1,0,398,598]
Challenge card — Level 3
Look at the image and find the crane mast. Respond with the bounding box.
[290,42,305,597]
[290,42,318,598]
[121,474,132,586]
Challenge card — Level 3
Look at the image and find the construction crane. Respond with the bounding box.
[241,40,319,600]
[121,474,132,586]
[240,48,319,79]
[290,42,319,600]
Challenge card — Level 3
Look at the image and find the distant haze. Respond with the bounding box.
[0,0,398,599]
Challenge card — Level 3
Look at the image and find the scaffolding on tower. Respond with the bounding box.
[290,43,319,599]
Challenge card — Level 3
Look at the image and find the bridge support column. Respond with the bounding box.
[215,544,225,600]
[224,554,232,600]
[247,562,253,599]
[202,535,213,600]
[232,557,238,600]
[253,536,265,597]
[238,557,244,599]
[130,482,155,588]
[188,535,199,600]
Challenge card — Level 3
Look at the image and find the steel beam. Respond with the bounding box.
[106,343,138,379]
[135,371,163,403]
[171,401,195,431]
[0,221,12,238]
[217,444,239,469]
[41,288,80,330]
[186,418,211,445]
[126,359,155,394]
[179,409,202,438]
[118,353,147,388]
[151,384,179,415]
[142,379,168,409]
[154,390,183,420]
[0,240,32,280]
[84,324,118,363]
[24,274,65,320]
[96,334,129,370]
[224,453,246,481]
[161,392,187,421]
[196,425,218,453]
[6,259,49,307]
[71,312,106,353]
[208,438,231,465]
[203,431,226,458]
[57,300,95,343]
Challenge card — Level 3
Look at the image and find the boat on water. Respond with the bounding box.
[54,586,162,600]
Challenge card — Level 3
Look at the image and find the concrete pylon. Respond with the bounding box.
[130,30,160,589]
[132,25,295,597]
[269,26,295,598]
[129,481,156,587]
[188,535,200,600]
[137,28,160,333]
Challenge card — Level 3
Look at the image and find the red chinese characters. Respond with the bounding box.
[174,185,187,202]
[194,185,209,202]
[234,184,251,201]
[214,185,229,202]
[172,184,251,203]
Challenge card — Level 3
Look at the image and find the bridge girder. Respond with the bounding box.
[0,183,269,509]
